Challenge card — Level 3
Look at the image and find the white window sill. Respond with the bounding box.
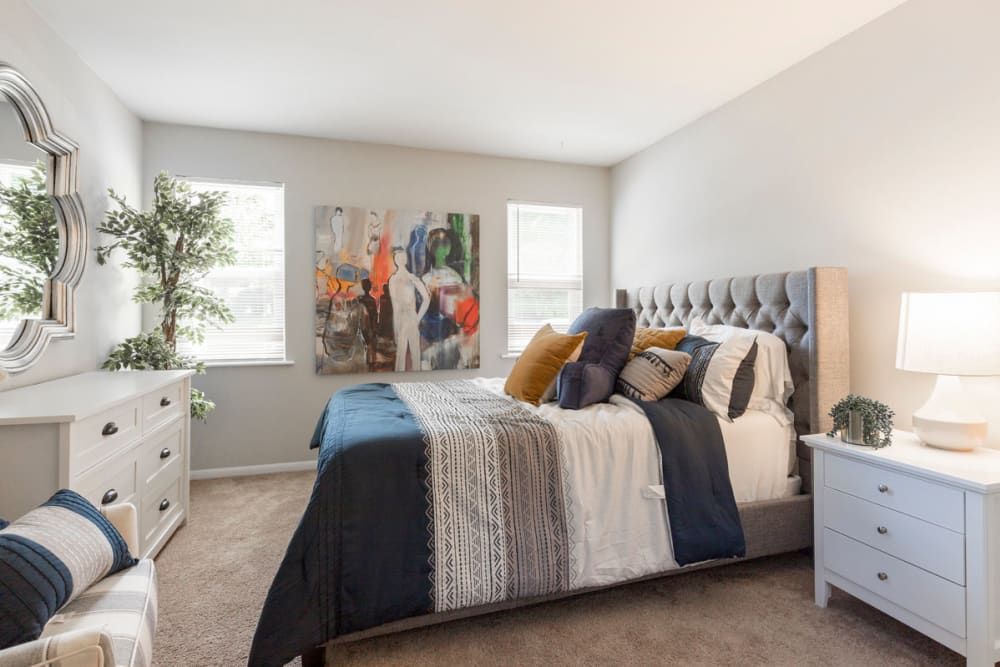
[200,359,295,368]
[500,353,522,360]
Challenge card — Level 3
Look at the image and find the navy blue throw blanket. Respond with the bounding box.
[629,397,746,565]
[249,384,432,667]
[250,383,746,666]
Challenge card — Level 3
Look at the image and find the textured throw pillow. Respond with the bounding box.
[689,317,795,425]
[505,325,588,406]
[670,334,758,421]
[0,489,138,650]
[557,307,637,410]
[629,327,686,361]
[616,347,692,401]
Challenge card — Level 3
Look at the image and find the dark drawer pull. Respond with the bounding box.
[159,498,171,512]
[101,488,118,505]
[159,397,172,407]
[877,571,888,581]
[101,422,119,437]
[876,525,888,535]
[160,447,172,460]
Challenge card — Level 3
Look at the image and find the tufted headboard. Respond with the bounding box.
[615,267,849,492]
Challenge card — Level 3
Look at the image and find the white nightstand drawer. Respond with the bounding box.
[824,486,965,585]
[825,453,964,533]
[824,528,966,638]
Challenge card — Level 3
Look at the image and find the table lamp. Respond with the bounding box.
[896,292,1000,450]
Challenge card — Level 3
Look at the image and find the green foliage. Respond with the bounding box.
[102,330,205,374]
[0,163,57,320]
[96,172,236,421]
[96,172,236,344]
[828,394,895,448]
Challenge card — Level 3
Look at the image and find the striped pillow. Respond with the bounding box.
[670,334,758,421]
[0,489,138,649]
[616,347,691,401]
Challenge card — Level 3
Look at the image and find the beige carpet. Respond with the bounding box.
[153,471,963,666]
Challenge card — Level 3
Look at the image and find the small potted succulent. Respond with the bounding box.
[828,394,895,448]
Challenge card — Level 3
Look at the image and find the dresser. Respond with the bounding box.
[804,431,1000,666]
[0,370,194,558]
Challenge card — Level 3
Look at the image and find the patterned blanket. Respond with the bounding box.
[249,380,743,667]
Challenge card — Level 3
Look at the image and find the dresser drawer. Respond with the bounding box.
[824,486,965,584]
[825,454,964,532]
[76,451,138,511]
[824,528,965,638]
[142,381,185,434]
[141,474,183,547]
[138,421,184,489]
[70,400,141,474]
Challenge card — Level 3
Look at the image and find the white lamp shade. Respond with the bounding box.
[896,292,1000,376]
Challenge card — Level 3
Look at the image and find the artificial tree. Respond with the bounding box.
[95,172,235,420]
[0,162,57,321]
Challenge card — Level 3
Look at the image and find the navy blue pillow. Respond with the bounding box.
[557,307,636,409]
[0,489,138,649]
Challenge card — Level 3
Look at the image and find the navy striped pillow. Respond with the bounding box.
[0,489,138,649]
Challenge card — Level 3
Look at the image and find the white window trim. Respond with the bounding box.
[177,176,289,364]
[505,200,584,355]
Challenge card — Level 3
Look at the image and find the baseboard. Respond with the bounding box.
[190,460,316,480]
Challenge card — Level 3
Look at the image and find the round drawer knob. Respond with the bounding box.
[876,525,888,535]
[159,447,171,460]
[101,488,118,505]
[877,571,888,581]
[877,484,889,493]
[159,498,171,512]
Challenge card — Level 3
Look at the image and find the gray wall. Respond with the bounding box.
[611,0,1000,443]
[143,122,610,470]
[0,0,142,391]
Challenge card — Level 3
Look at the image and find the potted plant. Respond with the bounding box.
[95,172,236,420]
[827,394,895,448]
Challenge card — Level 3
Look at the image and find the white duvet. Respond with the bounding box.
[473,377,797,588]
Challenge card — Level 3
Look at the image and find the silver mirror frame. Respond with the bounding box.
[0,63,86,375]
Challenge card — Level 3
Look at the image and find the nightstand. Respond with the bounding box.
[803,431,1000,666]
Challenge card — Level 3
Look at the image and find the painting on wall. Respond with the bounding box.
[314,205,480,374]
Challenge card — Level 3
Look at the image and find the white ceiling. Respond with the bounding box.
[29,0,906,166]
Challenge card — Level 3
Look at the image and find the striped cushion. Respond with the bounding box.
[0,490,138,649]
[0,627,115,667]
[616,347,691,401]
[40,559,158,667]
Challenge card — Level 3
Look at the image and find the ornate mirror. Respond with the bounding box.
[0,63,86,375]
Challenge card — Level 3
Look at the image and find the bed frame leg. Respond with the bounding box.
[301,645,326,667]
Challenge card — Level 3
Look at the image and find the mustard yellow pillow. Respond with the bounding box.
[505,325,589,406]
[629,327,686,361]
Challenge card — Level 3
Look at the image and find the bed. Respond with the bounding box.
[250,267,849,667]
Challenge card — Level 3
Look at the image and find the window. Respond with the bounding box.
[0,161,38,346]
[507,202,583,354]
[178,178,286,363]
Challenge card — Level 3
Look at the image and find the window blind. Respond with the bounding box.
[177,179,286,363]
[507,202,583,353]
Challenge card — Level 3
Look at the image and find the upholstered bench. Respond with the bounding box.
[0,504,157,667]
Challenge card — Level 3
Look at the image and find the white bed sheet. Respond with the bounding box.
[473,378,799,588]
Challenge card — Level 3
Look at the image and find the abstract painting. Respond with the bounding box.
[314,206,479,374]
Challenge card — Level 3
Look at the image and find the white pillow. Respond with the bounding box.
[689,317,794,426]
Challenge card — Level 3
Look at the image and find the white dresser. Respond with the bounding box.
[805,431,1000,666]
[0,370,193,558]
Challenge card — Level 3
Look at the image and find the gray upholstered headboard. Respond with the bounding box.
[615,267,850,492]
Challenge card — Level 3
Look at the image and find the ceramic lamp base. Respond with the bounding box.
[912,375,988,451]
